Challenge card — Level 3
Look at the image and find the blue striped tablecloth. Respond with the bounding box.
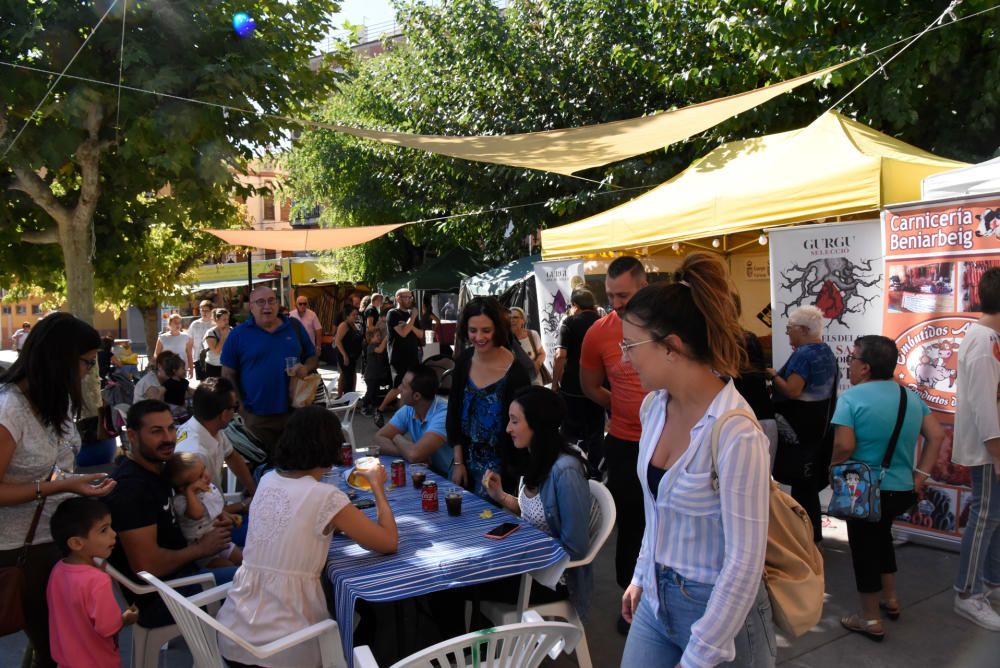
[323,458,567,664]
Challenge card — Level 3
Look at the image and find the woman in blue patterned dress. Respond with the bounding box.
[447,298,531,499]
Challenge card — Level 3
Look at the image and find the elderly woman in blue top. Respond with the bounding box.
[482,386,595,616]
[619,253,773,668]
[832,335,943,641]
[767,304,838,543]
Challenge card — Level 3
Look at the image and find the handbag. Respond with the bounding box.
[287,317,320,408]
[527,330,553,385]
[0,494,47,637]
[827,385,908,523]
[709,409,825,638]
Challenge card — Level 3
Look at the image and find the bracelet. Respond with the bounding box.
[453,461,465,467]
[914,468,932,478]
[35,479,42,501]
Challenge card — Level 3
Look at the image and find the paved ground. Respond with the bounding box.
[3,365,999,666]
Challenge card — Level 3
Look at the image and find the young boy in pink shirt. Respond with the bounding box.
[46,497,138,668]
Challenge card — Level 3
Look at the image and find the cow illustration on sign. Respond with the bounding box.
[779,257,882,326]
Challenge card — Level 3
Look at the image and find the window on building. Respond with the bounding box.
[31,304,41,314]
[264,248,276,260]
[263,198,275,221]
[1,306,10,315]
[15,305,26,315]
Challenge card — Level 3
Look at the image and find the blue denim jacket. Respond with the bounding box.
[538,453,593,619]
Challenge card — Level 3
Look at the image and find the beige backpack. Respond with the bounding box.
[710,409,825,638]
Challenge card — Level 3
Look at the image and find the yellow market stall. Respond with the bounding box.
[541,111,967,260]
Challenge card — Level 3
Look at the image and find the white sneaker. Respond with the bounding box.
[954,593,1000,631]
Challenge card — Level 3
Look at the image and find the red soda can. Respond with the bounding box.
[391,459,406,487]
[421,481,439,512]
[341,443,353,467]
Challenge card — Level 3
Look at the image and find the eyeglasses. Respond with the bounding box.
[79,357,97,369]
[296,302,308,306]
[252,298,278,307]
[846,353,866,364]
[785,324,804,334]
[619,337,661,358]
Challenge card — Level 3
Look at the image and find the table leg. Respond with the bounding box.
[514,573,534,616]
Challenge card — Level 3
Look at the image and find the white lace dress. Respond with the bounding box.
[217,471,350,667]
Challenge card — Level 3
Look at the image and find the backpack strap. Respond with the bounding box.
[710,409,762,493]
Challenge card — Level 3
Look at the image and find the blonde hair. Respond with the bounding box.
[622,253,746,377]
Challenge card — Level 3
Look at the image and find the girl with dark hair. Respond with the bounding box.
[482,386,595,616]
[618,253,774,668]
[447,297,531,498]
[0,312,116,668]
[217,406,397,667]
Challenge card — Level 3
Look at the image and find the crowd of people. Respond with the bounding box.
[3,256,1000,668]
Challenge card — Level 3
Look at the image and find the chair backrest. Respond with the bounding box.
[329,391,362,423]
[389,619,581,668]
[568,479,616,569]
[139,572,228,668]
[105,561,155,596]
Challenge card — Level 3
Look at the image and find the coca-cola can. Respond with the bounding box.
[341,443,353,467]
[421,481,439,512]
[391,459,406,487]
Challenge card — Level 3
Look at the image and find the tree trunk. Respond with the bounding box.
[60,220,95,324]
[138,304,161,359]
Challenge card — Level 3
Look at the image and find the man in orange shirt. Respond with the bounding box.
[580,256,648,634]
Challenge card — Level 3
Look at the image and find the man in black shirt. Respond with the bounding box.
[552,288,604,470]
[105,400,233,627]
[377,289,424,423]
[364,293,383,332]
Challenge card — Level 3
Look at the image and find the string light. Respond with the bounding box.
[758,233,768,245]
[711,238,721,248]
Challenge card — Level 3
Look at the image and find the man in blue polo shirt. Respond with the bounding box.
[373,364,452,478]
[221,286,317,455]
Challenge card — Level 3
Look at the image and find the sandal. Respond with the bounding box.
[879,599,901,621]
[840,614,885,642]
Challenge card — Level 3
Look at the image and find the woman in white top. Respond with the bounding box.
[203,308,231,378]
[153,313,193,378]
[217,406,397,668]
[619,253,773,668]
[0,313,117,667]
[509,307,546,385]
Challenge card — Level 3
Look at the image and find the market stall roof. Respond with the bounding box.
[922,156,1000,200]
[204,224,406,251]
[462,254,541,297]
[182,277,274,292]
[540,111,968,259]
[380,246,489,294]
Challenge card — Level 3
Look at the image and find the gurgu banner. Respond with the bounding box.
[533,259,586,372]
[769,220,885,396]
[882,193,1000,549]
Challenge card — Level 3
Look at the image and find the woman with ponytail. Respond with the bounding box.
[619,253,774,668]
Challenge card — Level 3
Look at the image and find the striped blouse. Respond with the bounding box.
[632,381,770,668]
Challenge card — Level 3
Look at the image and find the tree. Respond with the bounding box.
[0,0,342,322]
[287,0,998,285]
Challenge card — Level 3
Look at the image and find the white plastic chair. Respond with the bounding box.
[478,479,616,668]
[104,562,217,668]
[138,571,347,668]
[328,391,362,448]
[353,610,580,668]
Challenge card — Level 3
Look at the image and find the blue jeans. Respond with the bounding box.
[955,464,1000,595]
[621,567,775,668]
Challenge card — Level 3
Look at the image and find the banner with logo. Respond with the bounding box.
[533,259,586,371]
[882,193,1000,548]
[769,220,885,396]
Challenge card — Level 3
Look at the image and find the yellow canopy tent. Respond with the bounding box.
[540,111,968,259]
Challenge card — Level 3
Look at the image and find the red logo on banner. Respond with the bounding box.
[894,317,975,414]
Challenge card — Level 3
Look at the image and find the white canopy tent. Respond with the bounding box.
[921,156,1000,200]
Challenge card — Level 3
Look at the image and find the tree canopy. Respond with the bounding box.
[287,0,998,286]
[0,0,342,321]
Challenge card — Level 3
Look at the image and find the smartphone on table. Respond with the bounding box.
[485,522,521,540]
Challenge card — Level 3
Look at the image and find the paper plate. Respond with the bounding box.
[345,467,372,491]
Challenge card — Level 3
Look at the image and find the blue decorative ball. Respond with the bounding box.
[232,12,256,38]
